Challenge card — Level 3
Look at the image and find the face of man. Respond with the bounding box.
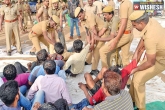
[5,0,10,5]
[44,0,49,7]
[132,21,144,31]
[103,13,113,22]
[50,20,56,28]
[78,12,85,21]
[88,0,93,6]
[53,2,58,9]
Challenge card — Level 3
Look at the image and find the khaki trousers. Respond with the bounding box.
[99,33,133,68]
[5,21,21,52]
[129,59,165,109]
[86,34,107,70]
[29,31,49,53]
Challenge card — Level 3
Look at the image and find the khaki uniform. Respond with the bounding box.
[48,7,67,53]
[108,0,115,11]
[83,12,107,70]
[129,18,165,109]
[11,2,23,46]
[1,4,22,52]
[93,1,104,14]
[36,3,42,13]
[29,20,55,53]
[83,4,97,14]
[38,5,49,21]
[23,3,32,29]
[99,0,133,68]
[59,1,66,10]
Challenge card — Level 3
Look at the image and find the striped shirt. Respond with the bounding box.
[94,90,133,110]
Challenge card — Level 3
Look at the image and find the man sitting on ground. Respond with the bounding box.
[27,60,72,107]
[28,49,66,85]
[0,80,31,110]
[63,40,90,76]
[53,42,73,61]
[83,70,134,110]
[2,64,30,87]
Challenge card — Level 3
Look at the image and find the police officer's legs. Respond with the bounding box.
[5,22,13,55]
[12,21,22,53]
[100,34,131,68]
[30,35,41,53]
[86,52,92,64]
[129,60,165,110]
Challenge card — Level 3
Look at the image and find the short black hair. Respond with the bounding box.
[0,80,19,106]
[54,42,64,54]
[108,11,114,16]
[36,49,48,63]
[54,98,69,110]
[38,102,57,110]
[43,60,56,75]
[109,66,121,75]
[3,64,17,80]
[73,39,83,53]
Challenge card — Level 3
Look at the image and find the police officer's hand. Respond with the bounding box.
[90,45,94,51]
[108,38,118,51]
[129,68,139,76]
[93,35,100,40]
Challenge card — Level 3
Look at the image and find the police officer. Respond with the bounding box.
[0,0,23,56]
[99,0,133,68]
[83,0,97,14]
[29,15,59,54]
[23,0,32,31]
[36,0,42,13]
[36,0,49,22]
[48,0,66,51]
[129,11,165,110]
[94,6,120,67]
[75,7,108,75]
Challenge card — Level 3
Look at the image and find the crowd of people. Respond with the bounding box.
[0,0,165,109]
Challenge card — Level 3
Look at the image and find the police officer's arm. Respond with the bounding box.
[132,38,145,62]
[43,31,55,45]
[130,37,156,75]
[17,6,23,30]
[0,8,4,31]
[48,8,52,18]
[50,30,56,44]
[36,7,43,22]
[60,11,63,29]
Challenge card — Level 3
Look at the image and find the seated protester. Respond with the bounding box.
[0,62,28,78]
[27,49,54,72]
[83,71,134,110]
[53,42,73,61]
[54,98,69,110]
[0,80,31,110]
[32,98,69,110]
[72,59,138,109]
[27,60,72,107]
[2,64,30,87]
[38,103,57,110]
[28,49,65,85]
[0,77,4,86]
[63,40,90,76]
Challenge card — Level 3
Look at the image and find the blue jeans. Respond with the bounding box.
[18,93,31,110]
[55,60,64,69]
[71,98,89,110]
[58,70,66,81]
[30,90,45,110]
[70,17,80,37]
[19,85,27,95]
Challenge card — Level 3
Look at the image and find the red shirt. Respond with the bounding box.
[89,59,137,105]
[89,87,105,105]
